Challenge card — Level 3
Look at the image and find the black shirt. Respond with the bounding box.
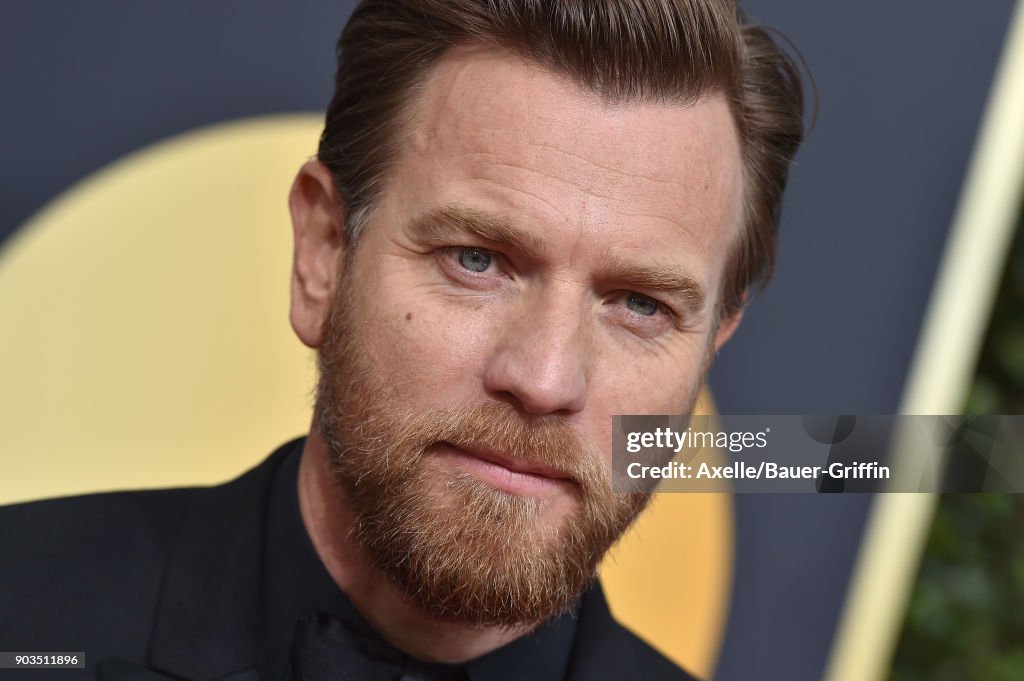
[256,440,578,681]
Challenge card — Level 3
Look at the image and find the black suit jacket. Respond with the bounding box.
[0,439,697,681]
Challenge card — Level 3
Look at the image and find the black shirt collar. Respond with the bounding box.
[258,439,578,681]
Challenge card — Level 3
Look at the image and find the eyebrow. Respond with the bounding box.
[411,205,548,260]
[600,254,708,317]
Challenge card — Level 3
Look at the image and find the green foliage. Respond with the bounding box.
[890,212,1024,679]
[891,495,1024,681]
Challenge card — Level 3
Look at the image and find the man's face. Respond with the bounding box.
[304,46,744,627]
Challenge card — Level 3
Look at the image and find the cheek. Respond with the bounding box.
[356,280,502,407]
[587,344,708,463]
[600,333,708,409]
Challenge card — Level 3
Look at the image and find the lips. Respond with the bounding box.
[435,441,577,496]
[445,442,572,479]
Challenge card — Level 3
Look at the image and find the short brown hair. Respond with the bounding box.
[318,0,804,318]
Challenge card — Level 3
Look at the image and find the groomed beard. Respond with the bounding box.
[314,274,655,629]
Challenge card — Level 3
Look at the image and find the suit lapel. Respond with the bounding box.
[140,439,301,681]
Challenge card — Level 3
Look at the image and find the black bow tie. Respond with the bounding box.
[287,611,469,681]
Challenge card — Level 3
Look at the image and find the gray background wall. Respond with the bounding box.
[713,3,1013,679]
[1,2,1016,679]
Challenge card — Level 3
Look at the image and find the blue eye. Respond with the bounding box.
[458,248,492,272]
[626,292,660,316]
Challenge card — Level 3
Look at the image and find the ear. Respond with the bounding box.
[711,303,744,353]
[288,160,347,349]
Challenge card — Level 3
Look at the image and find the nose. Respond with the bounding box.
[482,293,588,416]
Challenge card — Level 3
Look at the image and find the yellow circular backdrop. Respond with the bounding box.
[0,115,732,678]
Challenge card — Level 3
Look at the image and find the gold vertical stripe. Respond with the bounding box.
[824,3,1024,681]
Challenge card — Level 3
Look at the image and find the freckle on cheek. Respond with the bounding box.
[405,312,413,321]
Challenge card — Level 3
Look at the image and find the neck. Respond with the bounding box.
[296,427,531,663]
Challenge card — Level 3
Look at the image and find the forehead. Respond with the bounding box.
[388,45,743,280]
